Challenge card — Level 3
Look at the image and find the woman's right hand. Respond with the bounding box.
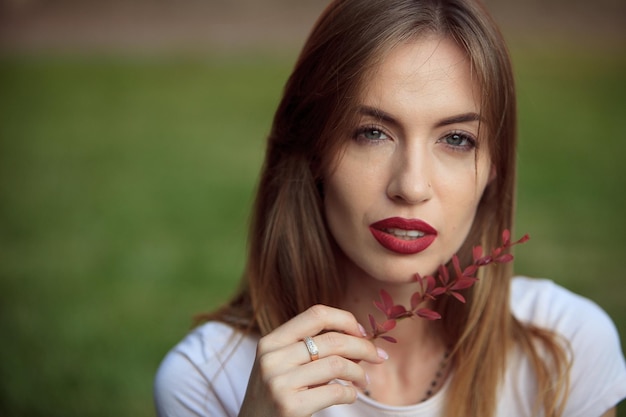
[238,304,388,417]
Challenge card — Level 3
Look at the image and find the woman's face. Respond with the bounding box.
[323,36,492,285]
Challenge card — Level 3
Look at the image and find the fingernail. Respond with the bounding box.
[358,323,367,337]
[377,347,389,360]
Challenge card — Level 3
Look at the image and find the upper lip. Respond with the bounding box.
[370,217,437,235]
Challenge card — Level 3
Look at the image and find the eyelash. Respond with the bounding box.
[353,125,477,152]
[353,125,390,145]
[438,131,478,152]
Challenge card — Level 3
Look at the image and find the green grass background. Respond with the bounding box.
[0,44,624,416]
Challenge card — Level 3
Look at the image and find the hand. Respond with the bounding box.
[238,305,388,417]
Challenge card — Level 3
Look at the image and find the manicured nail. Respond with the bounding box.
[358,323,367,337]
[377,347,389,360]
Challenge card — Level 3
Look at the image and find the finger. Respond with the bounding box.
[312,331,388,364]
[277,383,358,417]
[259,305,366,353]
[300,356,370,389]
[264,355,369,395]
[260,331,386,378]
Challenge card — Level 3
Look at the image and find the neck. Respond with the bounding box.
[339,265,445,356]
[338,264,452,405]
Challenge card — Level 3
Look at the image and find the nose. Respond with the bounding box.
[386,145,433,204]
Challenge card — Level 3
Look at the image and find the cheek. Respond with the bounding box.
[324,170,363,222]
[324,153,385,213]
[439,160,491,218]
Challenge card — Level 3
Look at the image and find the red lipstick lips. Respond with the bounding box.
[369,217,437,255]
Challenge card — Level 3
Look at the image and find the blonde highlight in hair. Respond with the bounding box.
[205,1,571,415]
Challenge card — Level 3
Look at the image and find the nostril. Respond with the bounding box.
[386,176,433,205]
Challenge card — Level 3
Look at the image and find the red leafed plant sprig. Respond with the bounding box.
[368,229,529,343]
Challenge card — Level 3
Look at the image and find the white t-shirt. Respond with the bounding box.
[154,277,626,417]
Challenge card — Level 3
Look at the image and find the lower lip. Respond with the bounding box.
[369,219,437,255]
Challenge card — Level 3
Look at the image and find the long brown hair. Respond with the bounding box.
[206,0,570,415]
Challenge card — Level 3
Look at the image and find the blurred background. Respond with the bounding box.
[0,0,624,415]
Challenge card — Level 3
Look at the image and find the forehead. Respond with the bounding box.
[359,36,480,119]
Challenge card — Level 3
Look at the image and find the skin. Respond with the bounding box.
[325,34,491,406]
[238,35,618,417]
[239,305,387,417]
[324,36,491,289]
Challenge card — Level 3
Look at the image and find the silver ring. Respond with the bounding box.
[303,336,319,361]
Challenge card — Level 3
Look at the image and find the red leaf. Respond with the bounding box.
[425,275,436,292]
[431,287,447,297]
[514,234,530,245]
[476,255,492,266]
[414,273,429,295]
[368,314,377,332]
[381,319,397,332]
[492,247,502,257]
[410,291,423,311]
[495,254,514,263]
[416,308,442,320]
[452,255,463,279]
[437,264,450,285]
[388,305,407,319]
[450,291,466,303]
[472,245,483,262]
[502,229,511,245]
[381,335,397,343]
[463,264,478,277]
[380,289,394,310]
[451,277,478,290]
[373,300,386,314]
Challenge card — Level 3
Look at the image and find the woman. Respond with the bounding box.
[154,0,626,416]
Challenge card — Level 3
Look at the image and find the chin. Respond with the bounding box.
[363,264,436,287]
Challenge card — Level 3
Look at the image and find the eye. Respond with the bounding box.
[439,131,477,152]
[353,126,391,144]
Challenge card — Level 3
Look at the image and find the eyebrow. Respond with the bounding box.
[357,106,400,127]
[357,105,482,128]
[435,112,482,127]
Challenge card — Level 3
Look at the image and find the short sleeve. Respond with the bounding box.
[154,348,223,417]
[511,277,626,416]
[153,322,257,417]
[562,295,626,416]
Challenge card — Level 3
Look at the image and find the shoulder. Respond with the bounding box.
[154,321,258,417]
[510,277,623,355]
[510,276,611,331]
[509,277,626,416]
